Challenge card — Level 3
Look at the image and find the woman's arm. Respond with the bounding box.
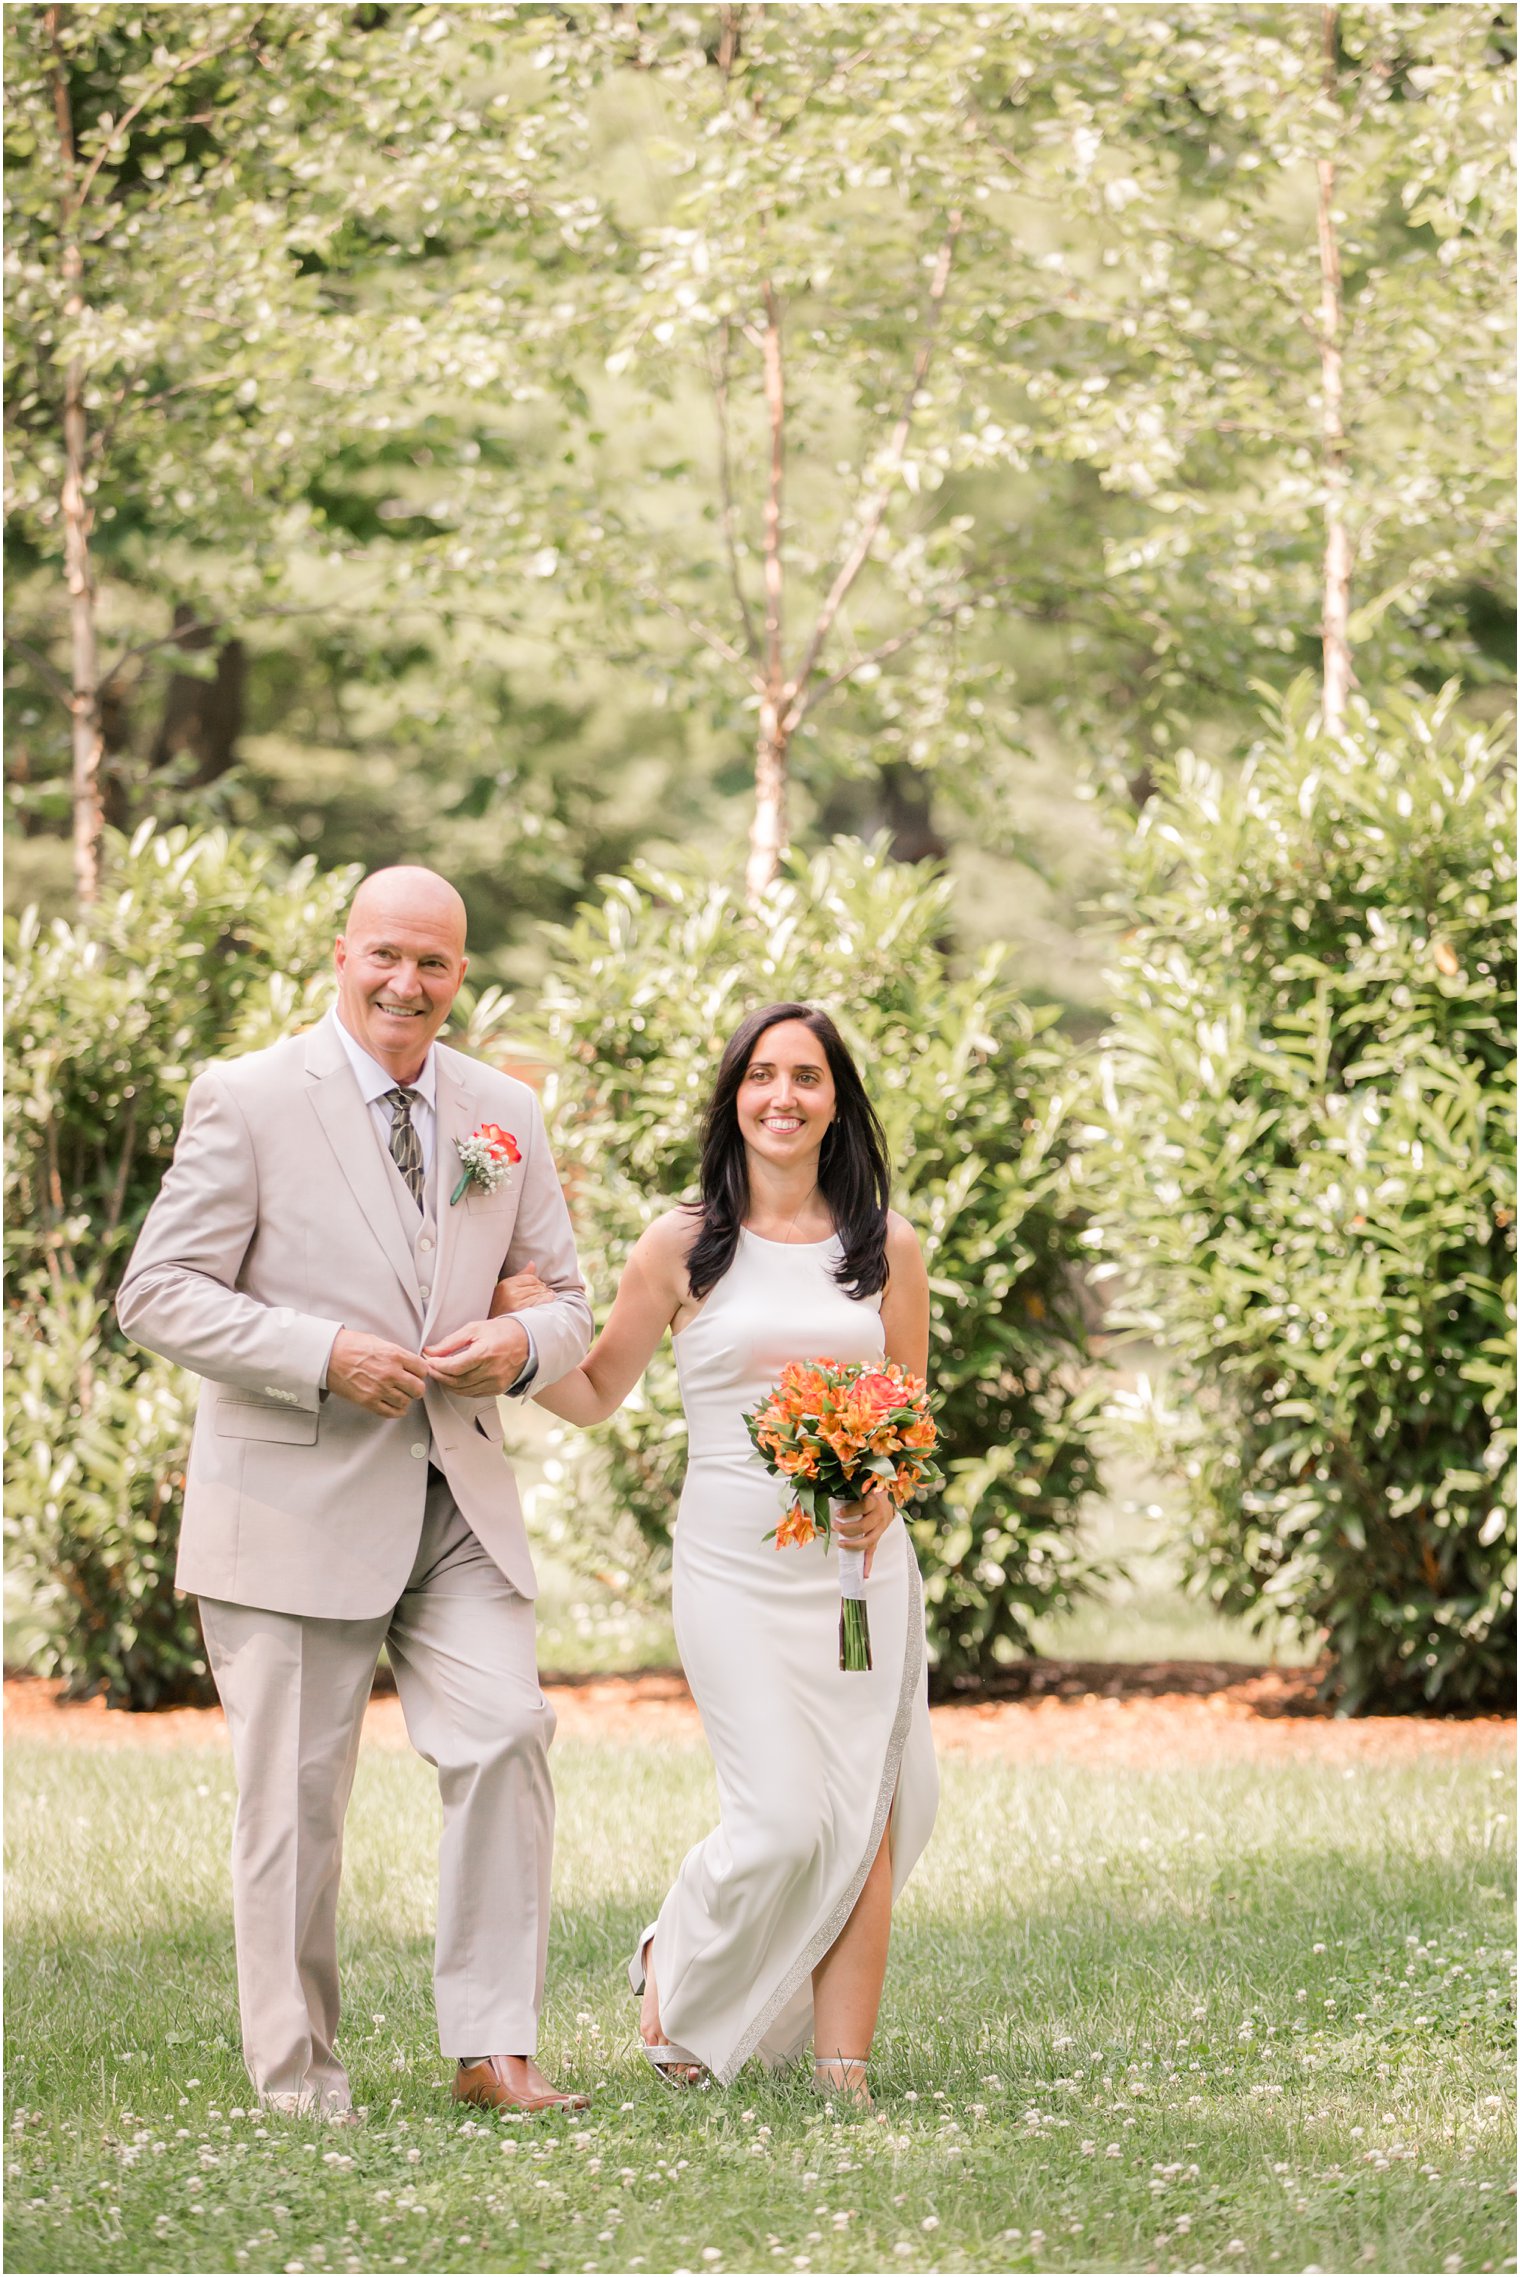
[839,1212,932,1576]
[525,1212,695,1426]
[880,1210,931,1377]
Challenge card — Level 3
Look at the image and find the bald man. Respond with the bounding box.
[119,867,594,2118]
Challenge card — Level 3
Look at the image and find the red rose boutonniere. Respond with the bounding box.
[450,1122,521,1206]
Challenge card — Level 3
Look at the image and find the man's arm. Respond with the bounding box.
[499,1094,592,1390]
[116,1066,344,1409]
[424,1091,592,1397]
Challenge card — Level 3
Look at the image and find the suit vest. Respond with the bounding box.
[378,1123,440,1457]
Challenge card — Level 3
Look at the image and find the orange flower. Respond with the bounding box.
[780,1361,832,1403]
[745,1354,942,1544]
[775,1505,818,1550]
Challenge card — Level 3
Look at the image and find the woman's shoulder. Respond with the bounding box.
[631,1205,704,1308]
[882,1209,926,1285]
[636,1204,704,1266]
[884,1208,922,1259]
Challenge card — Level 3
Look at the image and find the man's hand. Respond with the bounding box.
[423,1316,530,1396]
[327,1328,427,1418]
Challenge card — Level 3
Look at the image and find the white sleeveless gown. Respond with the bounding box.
[651,1229,939,2084]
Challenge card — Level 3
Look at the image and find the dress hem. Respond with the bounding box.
[709,1548,926,2086]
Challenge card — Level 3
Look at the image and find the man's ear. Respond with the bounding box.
[334,936,348,974]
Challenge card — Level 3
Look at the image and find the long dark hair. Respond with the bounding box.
[685,1002,891,1301]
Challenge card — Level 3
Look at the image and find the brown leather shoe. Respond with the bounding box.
[452,2055,589,2113]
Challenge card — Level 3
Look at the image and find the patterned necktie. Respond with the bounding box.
[383,1087,425,1205]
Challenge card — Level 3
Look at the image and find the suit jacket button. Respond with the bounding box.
[410,1442,427,1458]
[419,1236,434,1252]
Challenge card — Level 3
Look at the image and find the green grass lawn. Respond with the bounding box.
[5,1724,1513,2275]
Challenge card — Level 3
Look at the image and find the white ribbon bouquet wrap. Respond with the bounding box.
[743,1358,943,1675]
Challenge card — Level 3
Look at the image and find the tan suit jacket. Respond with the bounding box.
[117,1010,592,1614]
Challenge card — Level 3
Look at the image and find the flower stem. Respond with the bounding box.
[839,1597,872,1673]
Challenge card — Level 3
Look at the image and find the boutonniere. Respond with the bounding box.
[450,1122,521,1206]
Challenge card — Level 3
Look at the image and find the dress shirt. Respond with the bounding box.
[327,1010,536,1392]
[333,1011,439,1174]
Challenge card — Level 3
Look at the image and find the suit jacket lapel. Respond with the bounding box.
[426,1049,481,1341]
[305,1017,424,1313]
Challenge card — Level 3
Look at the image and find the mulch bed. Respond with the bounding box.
[6,1666,1512,1768]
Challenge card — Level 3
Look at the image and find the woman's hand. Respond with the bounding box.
[831,1481,896,1579]
[490,1264,554,1317]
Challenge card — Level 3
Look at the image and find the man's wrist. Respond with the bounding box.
[505,1316,538,1397]
[319,1325,345,1392]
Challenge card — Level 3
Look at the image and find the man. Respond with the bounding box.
[118,866,594,2118]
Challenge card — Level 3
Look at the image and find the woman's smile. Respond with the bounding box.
[738,1019,838,1156]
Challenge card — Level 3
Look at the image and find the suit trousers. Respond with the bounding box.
[199,1470,555,2111]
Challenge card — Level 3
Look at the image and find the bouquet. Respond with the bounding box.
[743,1358,942,1672]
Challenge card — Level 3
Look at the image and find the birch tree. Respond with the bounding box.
[7,4,1509,915]
[7,6,319,903]
[4,1,573,908]
[482,1,1513,888]
[1024,0,1514,753]
[502,6,1103,897]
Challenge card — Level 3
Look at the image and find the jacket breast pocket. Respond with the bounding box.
[214,1396,320,1445]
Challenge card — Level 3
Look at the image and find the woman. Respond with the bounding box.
[500,1003,939,2102]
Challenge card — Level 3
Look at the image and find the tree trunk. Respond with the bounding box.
[150,605,246,783]
[747,701,789,905]
[62,355,104,904]
[874,760,948,866]
[1316,2,1353,734]
[748,280,788,902]
[48,7,104,907]
[98,680,135,833]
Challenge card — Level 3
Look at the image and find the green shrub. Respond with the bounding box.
[1075,686,1515,1711]
[4,1282,209,1709]
[4,823,359,1705]
[5,821,356,1293]
[530,840,1103,1683]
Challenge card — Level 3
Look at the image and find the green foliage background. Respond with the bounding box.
[531,841,1102,1683]
[2,6,1515,1711]
[1075,689,1516,1711]
[6,5,1514,1013]
[3,827,358,1704]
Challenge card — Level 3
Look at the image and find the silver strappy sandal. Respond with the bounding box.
[812,2055,872,2107]
[628,1925,707,2087]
